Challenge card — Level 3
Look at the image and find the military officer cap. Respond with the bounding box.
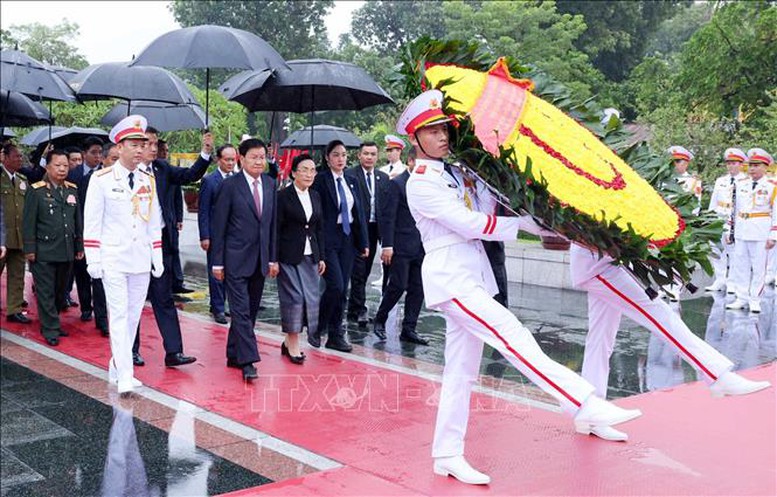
[667,145,694,162]
[384,134,405,150]
[109,115,149,144]
[723,147,747,163]
[747,148,773,166]
[396,90,454,135]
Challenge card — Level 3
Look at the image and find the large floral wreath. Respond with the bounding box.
[397,38,723,292]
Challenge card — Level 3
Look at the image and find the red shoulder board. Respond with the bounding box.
[415,165,426,174]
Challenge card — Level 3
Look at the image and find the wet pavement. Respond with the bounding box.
[178,252,777,401]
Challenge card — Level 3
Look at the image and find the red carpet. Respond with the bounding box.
[2,276,775,495]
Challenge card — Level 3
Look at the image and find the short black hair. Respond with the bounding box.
[238,138,267,157]
[145,126,159,135]
[64,146,82,156]
[291,153,314,172]
[46,149,67,165]
[325,140,345,157]
[82,136,104,150]
[359,141,377,151]
[406,146,417,161]
[2,143,17,155]
[216,144,236,158]
[102,142,117,157]
[158,139,167,146]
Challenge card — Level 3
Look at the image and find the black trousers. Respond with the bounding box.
[73,257,107,324]
[135,229,184,356]
[348,222,384,317]
[224,264,265,366]
[318,232,356,340]
[30,260,71,339]
[374,254,424,334]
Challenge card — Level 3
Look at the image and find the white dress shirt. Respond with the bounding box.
[332,170,354,225]
[295,185,313,255]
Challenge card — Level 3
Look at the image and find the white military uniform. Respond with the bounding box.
[406,159,597,458]
[707,171,748,290]
[379,160,407,179]
[729,174,777,307]
[84,161,163,391]
[570,245,734,397]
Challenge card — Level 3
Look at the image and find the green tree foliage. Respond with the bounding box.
[1,21,89,69]
[675,0,776,117]
[349,1,446,56]
[556,0,683,82]
[443,0,602,96]
[169,0,334,60]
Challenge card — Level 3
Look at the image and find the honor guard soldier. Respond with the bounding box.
[726,148,776,314]
[83,115,164,394]
[22,149,84,345]
[706,148,748,293]
[379,134,407,179]
[399,90,641,486]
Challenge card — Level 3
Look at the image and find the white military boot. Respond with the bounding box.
[578,424,629,442]
[710,371,771,397]
[433,456,490,485]
[574,396,642,435]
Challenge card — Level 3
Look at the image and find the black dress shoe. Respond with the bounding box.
[400,331,429,345]
[357,312,371,327]
[242,364,258,381]
[58,329,69,337]
[67,297,79,308]
[7,313,31,324]
[281,341,306,365]
[21,300,29,308]
[133,353,145,367]
[373,322,387,340]
[325,338,353,353]
[80,311,93,321]
[226,358,241,369]
[213,313,228,324]
[173,286,194,294]
[165,353,196,367]
[97,320,109,336]
[307,331,321,348]
[224,311,231,317]
[45,337,59,346]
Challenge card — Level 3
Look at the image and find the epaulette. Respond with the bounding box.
[64,181,77,189]
[32,181,46,189]
[96,167,113,177]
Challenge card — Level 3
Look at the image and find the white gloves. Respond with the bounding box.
[87,263,103,279]
[151,243,164,278]
[517,215,559,238]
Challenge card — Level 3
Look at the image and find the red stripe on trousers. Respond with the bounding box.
[451,298,582,407]
[595,275,717,380]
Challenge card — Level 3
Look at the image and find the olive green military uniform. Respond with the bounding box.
[22,176,83,339]
[1,167,28,316]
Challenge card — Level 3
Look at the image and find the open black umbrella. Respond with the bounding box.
[219,59,394,145]
[47,64,78,83]
[0,50,76,102]
[280,125,362,150]
[21,126,108,147]
[69,62,198,105]
[0,90,52,127]
[129,24,289,125]
[101,101,206,132]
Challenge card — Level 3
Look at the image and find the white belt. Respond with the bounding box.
[423,233,469,252]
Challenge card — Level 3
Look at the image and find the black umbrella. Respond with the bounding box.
[101,101,206,132]
[69,62,198,105]
[0,90,52,127]
[21,126,108,147]
[129,24,289,126]
[47,64,78,83]
[0,50,76,102]
[280,125,362,150]
[219,59,394,145]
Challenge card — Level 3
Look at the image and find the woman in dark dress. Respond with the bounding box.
[276,154,325,363]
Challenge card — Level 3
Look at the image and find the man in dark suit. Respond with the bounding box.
[345,142,391,326]
[67,136,109,334]
[198,144,237,324]
[311,141,369,352]
[211,138,278,381]
[373,149,428,345]
[134,128,212,368]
